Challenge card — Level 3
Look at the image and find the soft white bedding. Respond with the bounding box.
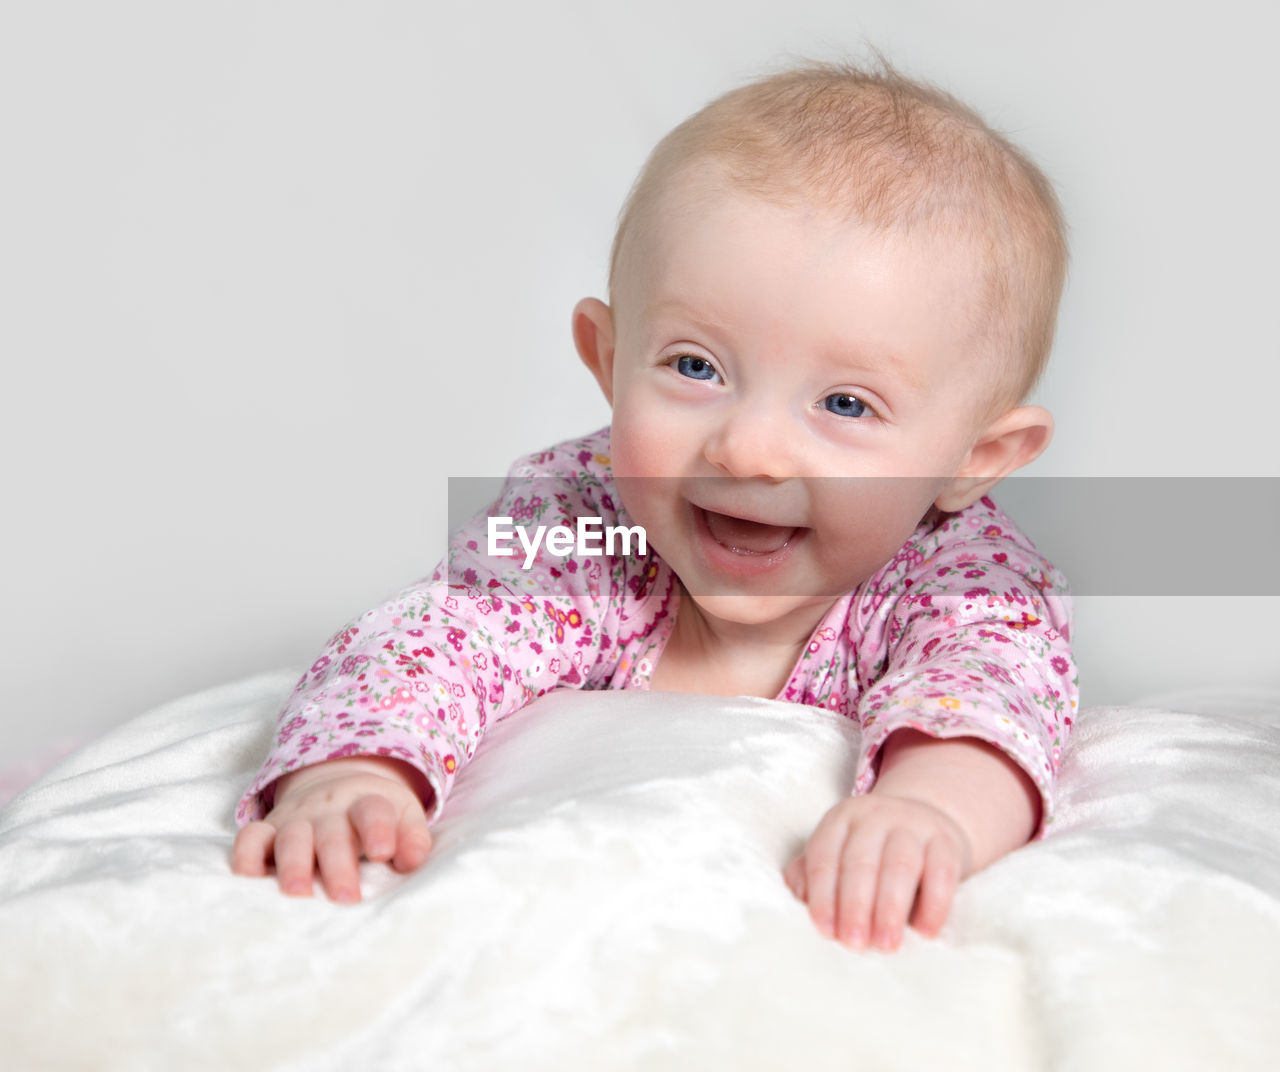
[2,674,1278,1070]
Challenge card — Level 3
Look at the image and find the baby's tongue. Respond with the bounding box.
[702,509,797,554]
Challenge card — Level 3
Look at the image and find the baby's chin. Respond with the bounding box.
[678,588,842,635]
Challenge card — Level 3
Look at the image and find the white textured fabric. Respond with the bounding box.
[2,674,1278,1070]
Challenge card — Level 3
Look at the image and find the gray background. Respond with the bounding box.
[3,1,1277,761]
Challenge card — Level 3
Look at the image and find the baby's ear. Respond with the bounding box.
[572,298,617,404]
[934,406,1054,512]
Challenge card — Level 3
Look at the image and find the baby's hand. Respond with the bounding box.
[231,756,434,904]
[782,793,973,952]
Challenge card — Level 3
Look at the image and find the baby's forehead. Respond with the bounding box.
[648,160,991,261]
[621,171,1014,400]
[636,168,991,308]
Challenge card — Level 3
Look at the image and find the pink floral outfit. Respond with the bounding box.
[237,428,1077,833]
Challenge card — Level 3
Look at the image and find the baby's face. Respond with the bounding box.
[589,172,1007,632]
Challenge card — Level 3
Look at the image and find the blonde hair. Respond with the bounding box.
[608,58,1068,406]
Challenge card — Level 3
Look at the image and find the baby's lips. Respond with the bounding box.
[688,498,800,527]
[699,508,798,554]
[683,475,809,524]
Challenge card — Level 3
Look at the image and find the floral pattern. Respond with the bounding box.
[237,428,1078,834]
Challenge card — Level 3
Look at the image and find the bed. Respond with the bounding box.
[2,672,1278,1070]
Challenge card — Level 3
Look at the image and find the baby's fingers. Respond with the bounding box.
[230,820,276,878]
[909,837,962,938]
[348,792,431,872]
[807,820,884,943]
[831,835,881,950]
[798,828,844,939]
[868,829,925,951]
[348,794,399,863]
[392,802,433,873]
[314,813,364,903]
[273,819,318,898]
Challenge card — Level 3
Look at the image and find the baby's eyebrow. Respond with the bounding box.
[826,347,927,394]
[647,297,731,335]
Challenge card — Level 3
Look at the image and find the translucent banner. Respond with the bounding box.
[448,476,1280,596]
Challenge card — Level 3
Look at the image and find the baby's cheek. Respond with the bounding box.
[811,483,936,581]
[607,402,669,478]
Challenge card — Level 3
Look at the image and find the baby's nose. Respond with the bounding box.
[703,407,795,481]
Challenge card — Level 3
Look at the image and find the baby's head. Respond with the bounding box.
[599,59,1066,424]
[572,59,1069,620]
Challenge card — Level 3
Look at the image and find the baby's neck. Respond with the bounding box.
[648,591,836,700]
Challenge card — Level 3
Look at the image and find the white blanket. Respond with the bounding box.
[2,674,1279,1071]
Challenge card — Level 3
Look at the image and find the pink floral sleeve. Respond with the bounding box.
[236,432,1076,838]
[234,432,656,826]
[847,497,1077,836]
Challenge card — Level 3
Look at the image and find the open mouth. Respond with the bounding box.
[696,506,803,562]
[690,505,805,580]
[698,507,800,555]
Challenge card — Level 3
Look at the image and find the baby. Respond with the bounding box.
[232,60,1077,954]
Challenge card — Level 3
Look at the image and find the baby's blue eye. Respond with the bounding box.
[674,355,719,381]
[824,393,870,419]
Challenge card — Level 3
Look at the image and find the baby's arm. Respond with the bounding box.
[231,756,435,902]
[783,501,1076,951]
[232,432,630,898]
[783,729,1039,951]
